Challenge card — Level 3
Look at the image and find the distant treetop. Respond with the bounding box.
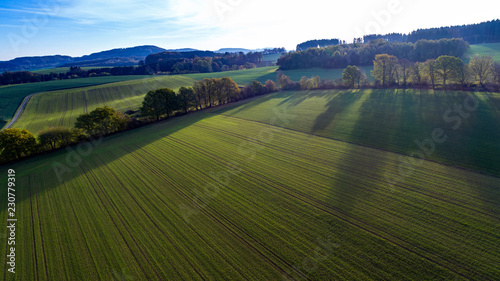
[363,19,500,44]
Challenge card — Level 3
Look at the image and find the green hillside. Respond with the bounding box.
[466,43,500,62]
[8,66,374,133]
[1,95,499,280]
[31,66,112,74]
[0,76,154,127]
[218,89,500,176]
[11,76,196,133]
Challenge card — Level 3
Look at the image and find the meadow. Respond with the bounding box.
[8,66,378,133]
[1,93,499,280]
[0,75,154,127]
[31,66,111,75]
[11,76,196,133]
[218,89,500,176]
[467,43,500,62]
[7,67,279,134]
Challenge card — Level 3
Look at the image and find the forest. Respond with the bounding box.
[278,38,469,70]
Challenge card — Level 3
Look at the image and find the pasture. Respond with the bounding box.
[8,66,377,133]
[31,67,112,75]
[1,96,499,280]
[219,89,500,176]
[0,76,154,128]
[467,43,500,62]
[9,67,279,133]
[11,76,195,134]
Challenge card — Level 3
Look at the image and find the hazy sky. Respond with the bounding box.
[0,0,498,60]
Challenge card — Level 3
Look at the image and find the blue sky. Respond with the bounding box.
[0,0,499,61]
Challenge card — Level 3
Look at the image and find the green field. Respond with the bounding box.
[266,66,374,82]
[184,66,278,85]
[31,66,112,75]
[1,68,282,129]
[9,66,375,133]
[11,76,196,133]
[9,67,282,134]
[467,43,500,62]
[262,53,282,62]
[0,75,154,127]
[217,89,500,176]
[1,92,499,280]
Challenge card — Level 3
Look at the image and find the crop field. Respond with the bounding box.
[218,89,500,176]
[0,75,154,128]
[1,101,500,280]
[31,66,112,75]
[262,53,283,62]
[271,66,374,82]
[9,67,278,133]
[467,43,500,62]
[9,67,374,133]
[183,66,278,84]
[11,76,196,134]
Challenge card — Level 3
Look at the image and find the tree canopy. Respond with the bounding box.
[0,128,37,161]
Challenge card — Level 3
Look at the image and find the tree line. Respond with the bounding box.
[296,39,342,51]
[365,54,500,89]
[274,55,500,91]
[0,51,268,86]
[278,38,469,70]
[364,19,500,44]
[0,77,278,163]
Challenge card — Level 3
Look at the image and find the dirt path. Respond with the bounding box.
[4,93,37,129]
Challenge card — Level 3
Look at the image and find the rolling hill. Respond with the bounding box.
[0,45,172,72]
[1,90,499,280]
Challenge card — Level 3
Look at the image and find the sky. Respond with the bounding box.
[0,0,499,61]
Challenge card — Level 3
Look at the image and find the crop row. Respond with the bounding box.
[1,112,499,280]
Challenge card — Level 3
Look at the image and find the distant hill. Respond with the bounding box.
[145,50,218,65]
[216,48,253,53]
[73,45,167,62]
[171,48,200,52]
[1,45,280,72]
[0,55,73,72]
[0,45,196,72]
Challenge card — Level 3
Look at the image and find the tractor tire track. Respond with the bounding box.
[118,146,249,280]
[27,175,40,281]
[94,155,204,280]
[192,123,500,218]
[77,164,153,280]
[31,175,49,281]
[163,133,485,280]
[60,175,102,280]
[126,144,308,280]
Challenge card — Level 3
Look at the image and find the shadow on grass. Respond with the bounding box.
[0,102,231,212]
[310,90,360,133]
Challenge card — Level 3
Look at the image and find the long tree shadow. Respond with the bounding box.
[213,92,284,116]
[277,89,338,107]
[310,90,361,134]
[0,101,237,212]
